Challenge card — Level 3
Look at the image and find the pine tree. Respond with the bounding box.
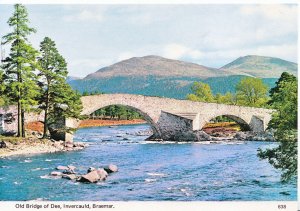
[1,4,39,137]
[258,72,297,181]
[0,68,5,106]
[37,37,82,137]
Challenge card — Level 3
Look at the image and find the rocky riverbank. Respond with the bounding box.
[0,137,88,158]
[145,128,275,142]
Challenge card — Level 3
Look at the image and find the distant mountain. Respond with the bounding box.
[68,55,297,99]
[66,76,82,83]
[85,55,232,79]
[221,55,297,78]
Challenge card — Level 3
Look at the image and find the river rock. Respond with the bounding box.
[173,131,197,142]
[97,168,108,181]
[87,167,96,173]
[76,142,87,147]
[79,171,100,183]
[62,174,77,180]
[104,164,118,174]
[56,165,69,170]
[63,169,75,174]
[53,141,63,148]
[194,131,212,141]
[50,171,63,176]
[65,142,74,148]
[0,141,7,148]
[67,165,76,171]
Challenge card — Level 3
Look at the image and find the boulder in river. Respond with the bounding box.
[62,174,77,180]
[56,165,69,170]
[67,165,76,171]
[104,164,118,174]
[63,169,75,175]
[50,171,63,176]
[97,168,108,181]
[78,171,100,183]
[87,167,96,173]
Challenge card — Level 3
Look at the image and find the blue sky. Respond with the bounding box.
[0,4,297,77]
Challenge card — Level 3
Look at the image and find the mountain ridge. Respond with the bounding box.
[68,55,297,99]
[85,55,232,79]
[221,55,297,78]
[82,55,297,80]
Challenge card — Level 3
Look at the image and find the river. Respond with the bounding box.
[0,124,297,201]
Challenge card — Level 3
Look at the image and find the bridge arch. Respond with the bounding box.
[201,114,251,131]
[82,103,160,136]
[198,112,264,132]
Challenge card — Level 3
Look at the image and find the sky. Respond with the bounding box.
[0,4,297,77]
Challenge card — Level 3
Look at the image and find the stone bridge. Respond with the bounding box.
[62,94,273,142]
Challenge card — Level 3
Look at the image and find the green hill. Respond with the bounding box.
[221,55,297,78]
[67,55,296,99]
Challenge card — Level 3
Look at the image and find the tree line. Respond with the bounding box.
[91,105,143,120]
[187,77,269,107]
[0,4,82,138]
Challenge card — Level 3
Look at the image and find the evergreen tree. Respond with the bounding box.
[1,4,39,137]
[258,72,297,181]
[0,68,5,106]
[37,37,82,138]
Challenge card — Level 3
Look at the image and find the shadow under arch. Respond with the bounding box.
[85,104,161,138]
[203,114,251,131]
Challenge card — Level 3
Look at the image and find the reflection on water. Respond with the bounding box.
[0,124,297,201]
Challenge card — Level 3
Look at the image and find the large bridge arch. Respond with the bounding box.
[82,103,161,137]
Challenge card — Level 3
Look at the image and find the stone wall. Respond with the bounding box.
[0,105,44,135]
[0,106,18,135]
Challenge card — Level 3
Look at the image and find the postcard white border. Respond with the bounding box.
[0,1,298,211]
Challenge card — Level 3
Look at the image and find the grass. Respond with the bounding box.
[203,122,241,131]
[0,136,49,145]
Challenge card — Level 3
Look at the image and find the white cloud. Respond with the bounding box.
[240,5,297,22]
[68,58,114,77]
[117,52,136,61]
[163,43,203,60]
[63,9,104,22]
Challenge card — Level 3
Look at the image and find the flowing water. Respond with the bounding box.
[0,124,297,201]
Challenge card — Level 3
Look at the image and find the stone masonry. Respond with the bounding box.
[0,94,274,142]
[66,94,273,142]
